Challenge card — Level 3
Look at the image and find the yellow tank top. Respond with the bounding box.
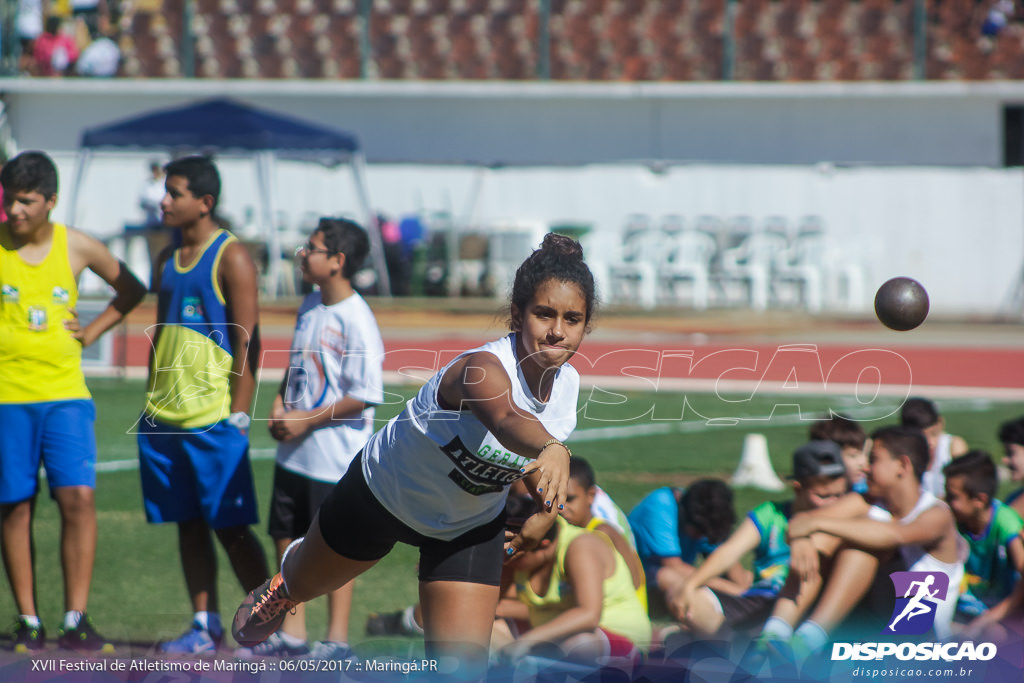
[0,223,90,403]
[144,230,235,428]
[586,517,649,612]
[515,517,652,651]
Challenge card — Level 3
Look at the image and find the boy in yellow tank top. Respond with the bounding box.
[0,150,146,652]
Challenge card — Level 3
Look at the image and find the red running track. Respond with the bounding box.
[118,333,1024,393]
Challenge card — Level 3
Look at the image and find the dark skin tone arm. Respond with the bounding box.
[217,241,261,415]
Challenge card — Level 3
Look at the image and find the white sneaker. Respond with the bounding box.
[302,640,357,662]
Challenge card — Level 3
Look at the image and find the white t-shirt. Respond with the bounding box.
[16,0,43,40]
[139,177,165,226]
[75,37,120,77]
[591,485,636,549]
[362,333,579,540]
[275,291,384,483]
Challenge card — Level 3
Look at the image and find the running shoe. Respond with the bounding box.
[302,640,357,662]
[12,618,45,653]
[159,623,222,655]
[235,631,309,658]
[365,610,405,636]
[57,614,114,653]
[232,574,297,647]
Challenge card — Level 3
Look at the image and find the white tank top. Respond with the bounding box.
[868,490,967,639]
[361,334,579,540]
[920,433,953,499]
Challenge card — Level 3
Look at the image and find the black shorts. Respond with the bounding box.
[318,452,506,586]
[708,589,776,634]
[267,465,337,541]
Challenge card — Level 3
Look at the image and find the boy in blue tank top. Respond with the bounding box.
[628,479,748,618]
[135,156,268,654]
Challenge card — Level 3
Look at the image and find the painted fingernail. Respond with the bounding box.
[537,487,543,493]
[558,504,564,510]
[520,468,526,473]
[545,500,551,507]
[506,547,515,556]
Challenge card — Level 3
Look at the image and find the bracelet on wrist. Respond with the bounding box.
[541,439,572,459]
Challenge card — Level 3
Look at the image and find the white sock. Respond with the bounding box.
[20,615,41,629]
[63,611,83,630]
[794,620,829,652]
[280,538,304,595]
[194,611,223,636]
[762,616,793,641]
[278,631,307,647]
[401,605,424,635]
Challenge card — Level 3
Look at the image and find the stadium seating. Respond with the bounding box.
[107,0,1023,82]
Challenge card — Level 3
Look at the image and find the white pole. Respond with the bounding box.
[255,151,280,298]
[66,149,92,226]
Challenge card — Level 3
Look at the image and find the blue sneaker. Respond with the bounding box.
[160,623,222,655]
[235,631,309,658]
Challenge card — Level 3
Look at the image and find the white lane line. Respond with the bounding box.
[93,395,1009,473]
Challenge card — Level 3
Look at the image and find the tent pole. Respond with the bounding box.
[351,152,391,297]
[66,150,92,226]
[255,151,281,299]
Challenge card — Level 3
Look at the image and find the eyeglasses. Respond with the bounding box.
[295,242,331,257]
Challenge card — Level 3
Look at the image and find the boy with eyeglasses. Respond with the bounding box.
[238,218,384,661]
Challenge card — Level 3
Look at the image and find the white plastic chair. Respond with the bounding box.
[717,229,789,311]
[607,215,665,309]
[660,229,717,310]
[773,227,825,312]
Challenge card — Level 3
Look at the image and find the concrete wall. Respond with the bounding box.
[0,78,1019,165]
[1,78,1022,314]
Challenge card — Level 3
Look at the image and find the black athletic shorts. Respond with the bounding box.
[708,589,777,633]
[267,464,337,540]
[318,452,506,586]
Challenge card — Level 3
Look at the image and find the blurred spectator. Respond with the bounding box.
[71,0,103,37]
[16,0,45,75]
[75,14,120,77]
[982,0,1015,38]
[138,159,165,228]
[34,16,79,76]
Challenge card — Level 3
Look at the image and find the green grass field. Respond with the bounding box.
[5,378,1024,652]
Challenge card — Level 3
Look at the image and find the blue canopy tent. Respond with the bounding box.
[68,97,390,296]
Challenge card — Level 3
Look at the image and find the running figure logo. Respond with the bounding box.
[885,571,949,635]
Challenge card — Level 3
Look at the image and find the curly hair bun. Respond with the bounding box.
[539,232,584,260]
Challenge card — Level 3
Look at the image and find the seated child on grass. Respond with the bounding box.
[670,441,850,638]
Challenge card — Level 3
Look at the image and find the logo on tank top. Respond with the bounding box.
[885,571,949,635]
[27,306,47,331]
[181,296,205,323]
[2,284,18,303]
[440,436,528,496]
[51,286,70,304]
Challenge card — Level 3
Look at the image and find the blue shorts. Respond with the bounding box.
[0,400,97,504]
[137,416,259,528]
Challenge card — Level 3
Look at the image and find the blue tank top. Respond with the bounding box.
[144,229,236,428]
